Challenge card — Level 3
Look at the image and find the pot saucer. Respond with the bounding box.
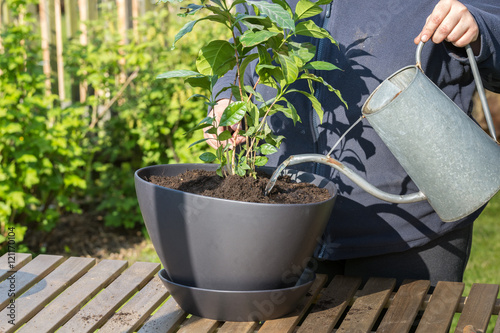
[158,268,315,322]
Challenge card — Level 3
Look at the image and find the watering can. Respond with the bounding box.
[266,41,500,222]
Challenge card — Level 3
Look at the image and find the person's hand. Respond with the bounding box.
[414,0,480,49]
[204,99,246,149]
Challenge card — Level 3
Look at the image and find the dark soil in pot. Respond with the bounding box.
[148,169,330,204]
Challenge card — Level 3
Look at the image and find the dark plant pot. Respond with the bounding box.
[134,163,336,291]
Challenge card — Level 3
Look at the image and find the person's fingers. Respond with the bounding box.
[415,0,479,47]
[431,7,461,44]
[414,16,431,44]
[447,15,479,47]
[417,1,452,44]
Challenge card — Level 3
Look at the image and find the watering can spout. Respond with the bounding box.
[266,154,427,204]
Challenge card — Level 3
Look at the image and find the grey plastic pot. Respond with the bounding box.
[134,163,336,291]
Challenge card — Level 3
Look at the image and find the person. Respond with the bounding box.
[205,0,500,286]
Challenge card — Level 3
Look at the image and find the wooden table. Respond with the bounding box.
[1,253,499,333]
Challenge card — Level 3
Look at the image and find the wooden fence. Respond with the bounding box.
[0,0,157,103]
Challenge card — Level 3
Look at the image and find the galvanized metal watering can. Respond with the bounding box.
[266,41,500,222]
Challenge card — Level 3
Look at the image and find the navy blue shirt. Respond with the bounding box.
[213,0,500,260]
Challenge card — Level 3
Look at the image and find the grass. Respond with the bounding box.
[464,191,500,289]
[450,190,500,332]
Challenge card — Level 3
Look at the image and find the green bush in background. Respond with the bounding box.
[0,0,88,250]
[0,0,228,252]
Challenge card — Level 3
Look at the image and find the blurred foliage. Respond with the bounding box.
[0,0,87,250]
[0,0,228,252]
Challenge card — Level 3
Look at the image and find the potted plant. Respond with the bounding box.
[134,0,346,321]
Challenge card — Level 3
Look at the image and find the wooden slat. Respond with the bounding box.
[64,0,78,38]
[416,281,464,333]
[57,261,160,333]
[298,275,362,333]
[54,0,65,100]
[77,0,88,102]
[218,321,259,333]
[0,253,32,281]
[336,277,396,333]
[131,0,139,39]
[88,0,97,21]
[17,259,127,333]
[177,316,219,333]
[39,0,52,94]
[0,257,95,333]
[78,0,87,45]
[0,254,64,310]
[144,0,153,12]
[454,283,499,333]
[377,279,430,333]
[116,0,127,86]
[99,275,170,333]
[137,296,187,333]
[258,274,328,333]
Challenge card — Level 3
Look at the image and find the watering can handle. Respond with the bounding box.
[416,41,498,141]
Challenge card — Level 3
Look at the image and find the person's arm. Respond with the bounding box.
[414,0,500,92]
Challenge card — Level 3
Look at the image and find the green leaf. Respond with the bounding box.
[299,73,348,108]
[64,174,86,189]
[288,41,316,63]
[247,0,295,32]
[187,94,210,101]
[239,53,259,88]
[185,75,212,90]
[257,45,273,65]
[295,20,338,45]
[287,89,324,122]
[156,69,200,79]
[247,102,261,129]
[278,53,299,84]
[172,19,200,48]
[4,123,22,134]
[220,101,247,126]
[260,143,278,155]
[196,40,236,76]
[189,138,210,148]
[240,30,280,48]
[294,0,322,20]
[8,191,25,209]
[178,4,204,17]
[186,116,214,134]
[265,133,286,147]
[254,156,268,166]
[239,19,265,31]
[302,61,340,71]
[24,169,40,187]
[18,154,37,163]
[274,98,301,125]
[217,130,232,141]
[200,152,217,162]
[244,85,264,102]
